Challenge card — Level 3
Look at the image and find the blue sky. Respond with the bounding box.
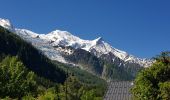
[0,0,170,58]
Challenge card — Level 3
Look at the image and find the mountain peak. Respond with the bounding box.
[15,29,39,38]
[46,30,81,43]
[0,18,153,67]
[49,30,70,36]
[93,37,103,44]
[0,18,14,31]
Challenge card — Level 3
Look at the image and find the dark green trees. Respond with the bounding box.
[131,52,170,100]
[0,56,37,98]
[58,76,103,100]
[0,56,105,99]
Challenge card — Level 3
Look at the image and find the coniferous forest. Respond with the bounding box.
[0,26,106,99]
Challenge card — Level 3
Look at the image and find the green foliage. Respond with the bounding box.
[132,52,170,100]
[159,82,170,100]
[58,76,104,100]
[58,76,82,100]
[81,89,102,100]
[22,95,36,100]
[103,63,134,81]
[37,88,59,100]
[64,76,82,99]
[0,56,105,99]
[0,56,37,98]
[153,51,170,64]
[57,63,106,86]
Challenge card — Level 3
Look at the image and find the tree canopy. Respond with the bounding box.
[131,52,170,100]
[0,56,37,98]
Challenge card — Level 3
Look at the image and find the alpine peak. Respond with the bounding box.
[93,37,103,45]
[0,18,14,31]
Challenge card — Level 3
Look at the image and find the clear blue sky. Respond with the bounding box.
[0,0,170,58]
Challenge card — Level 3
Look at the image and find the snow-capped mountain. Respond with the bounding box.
[0,18,14,31]
[0,18,153,68]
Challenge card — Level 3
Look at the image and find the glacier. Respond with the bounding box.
[0,18,153,67]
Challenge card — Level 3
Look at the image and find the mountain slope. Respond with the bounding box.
[0,26,66,83]
[0,19,108,99]
[15,26,152,67]
[0,24,106,85]
[0,18,153,81]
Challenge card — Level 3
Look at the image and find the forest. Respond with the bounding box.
[0,26,106,99]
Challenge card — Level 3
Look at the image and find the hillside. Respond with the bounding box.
[0,26,106,99]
